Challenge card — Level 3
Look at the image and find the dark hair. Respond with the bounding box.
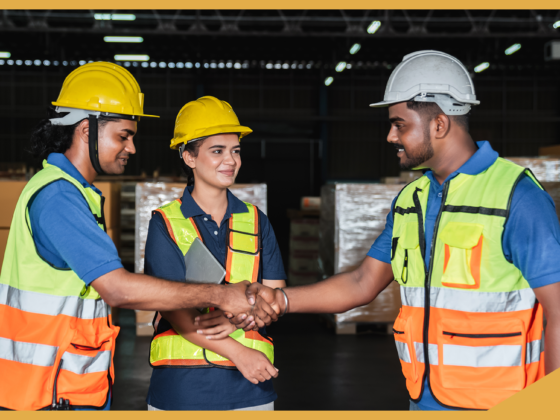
[29,107,121,161]
[180,138,206,186]
[406,101,470,132]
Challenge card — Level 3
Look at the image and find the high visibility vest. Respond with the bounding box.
[390,157,545,410]
[0,161,119,411]
[149,198,274,369]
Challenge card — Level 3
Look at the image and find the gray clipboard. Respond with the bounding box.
[184,237,226,284]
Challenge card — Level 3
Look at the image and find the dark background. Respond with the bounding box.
[1,9,560,264]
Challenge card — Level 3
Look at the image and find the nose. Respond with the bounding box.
[223,150,236,165]
[387,126,398,144]
[125,139,136,155]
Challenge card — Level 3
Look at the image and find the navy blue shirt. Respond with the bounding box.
[28,153,123,284]
[145,186,286,410]
[367,141,560,410]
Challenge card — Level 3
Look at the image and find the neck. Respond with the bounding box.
[64,149,97,185]
[190,180,229,225]
[429,135,477,185]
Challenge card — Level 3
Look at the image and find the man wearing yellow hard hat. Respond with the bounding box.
[143,96,286,411]
[0,64,278,411]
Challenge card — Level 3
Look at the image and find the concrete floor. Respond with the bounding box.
[112,310,409,410]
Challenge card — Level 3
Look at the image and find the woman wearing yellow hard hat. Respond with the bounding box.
[143,96,287,411]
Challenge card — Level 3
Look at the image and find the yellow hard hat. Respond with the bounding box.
[52,61,159,119]
[170,96,252,150]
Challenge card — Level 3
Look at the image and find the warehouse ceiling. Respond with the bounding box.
[1,10,560,75]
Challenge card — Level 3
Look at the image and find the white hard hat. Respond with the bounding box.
[370,50,480,115]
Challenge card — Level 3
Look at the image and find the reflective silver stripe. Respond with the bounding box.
[395,341,411,363]
[0,336,58,367]
[526,331,545,364]
[443,344,522,367]
[0,283,107,319]
[400,286,536,313]
[414,342,439,365]
[61,350,111,375]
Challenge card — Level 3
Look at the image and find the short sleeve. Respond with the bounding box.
[144,213,186,282]
[503,175,560,289]
[366,196,396,264]
[258,210,287,280]
[29,180,123,285]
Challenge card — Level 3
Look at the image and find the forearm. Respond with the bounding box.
[163,309,244,360]
[93,268,225,311]
[284,257,393,314]
[545,317,560,374]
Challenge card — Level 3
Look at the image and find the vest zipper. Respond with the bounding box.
[443,331,521,339]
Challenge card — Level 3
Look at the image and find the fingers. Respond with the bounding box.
[229,313,255,330]
[197,325,225,337]
[194,311,224,327]
[245,282,262,306]
[265,363,279,379]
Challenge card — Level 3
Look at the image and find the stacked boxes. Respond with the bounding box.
[0,181,26,269]
[134,182,268,335]
[288,217,320,286]
[320,183,404,328]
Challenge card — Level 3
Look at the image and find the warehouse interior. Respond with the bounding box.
[1,9,560,410]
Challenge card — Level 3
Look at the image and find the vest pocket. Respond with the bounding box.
[437,318,526,391]
[393,313,418,383]
[439,222,484,289]
[392,222,421,286]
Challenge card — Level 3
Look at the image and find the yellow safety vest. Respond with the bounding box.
[149,198,274,369]
[391,157,544,410]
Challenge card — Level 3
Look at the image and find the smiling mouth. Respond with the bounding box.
[394,144,405,153]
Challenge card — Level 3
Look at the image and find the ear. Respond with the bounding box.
[433,113,451,139]
[76,119,90,145]
[183,149,196,169]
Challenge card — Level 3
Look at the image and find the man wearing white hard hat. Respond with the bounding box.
[199,50,560,410]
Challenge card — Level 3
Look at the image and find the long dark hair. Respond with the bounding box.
[29,107,121,161]
[180,138,206,186]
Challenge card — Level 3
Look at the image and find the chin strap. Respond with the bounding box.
[88,114,105,175]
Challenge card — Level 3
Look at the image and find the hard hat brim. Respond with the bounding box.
[170,125,253,150]
[51,102,160,118]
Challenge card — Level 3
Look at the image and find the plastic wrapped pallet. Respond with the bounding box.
[320,183,404,327]
[506,157,560,182]
[134,182,267,336]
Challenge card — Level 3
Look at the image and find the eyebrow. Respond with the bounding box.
[121,129,136,136]
[389,117,405,123]
[208,145,241,149]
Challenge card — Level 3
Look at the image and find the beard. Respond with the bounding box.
[399,124,434,170]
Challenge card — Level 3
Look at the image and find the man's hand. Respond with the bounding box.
[193,309,237,340]
[226,283,285,330]
[218,281,279,326]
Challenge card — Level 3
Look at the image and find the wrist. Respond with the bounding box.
[276,288,289,316]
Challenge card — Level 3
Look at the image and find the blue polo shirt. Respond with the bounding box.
[28,153,122,410]
[368,141,560,411]
[145,186,286,410]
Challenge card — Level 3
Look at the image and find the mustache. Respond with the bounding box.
[393,143,404,150]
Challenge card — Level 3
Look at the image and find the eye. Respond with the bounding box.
[212,149,222,154]
[120,136,127,141]
[233,149,240,154]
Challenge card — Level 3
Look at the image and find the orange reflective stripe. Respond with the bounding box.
[151,359,209,367]
[155,209,177,244]
[244,330,273,345]
[153,329,180,340]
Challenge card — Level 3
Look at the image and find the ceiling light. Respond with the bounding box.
[335,61,347,72]
[505,44,521,55]
[104,36,143,43]
[367,21,381,34]
[141,62,148,68]
[0,52,10,58]
[474,62,490,73]
[553,21,560,29]
[94,14,111,20]
[78,60,86,65]
[324,77,334,86]
[95,14,136,21]
[114,54,149,61]
[350,44,361,55]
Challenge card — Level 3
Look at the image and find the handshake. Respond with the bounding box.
[207,281,288,331]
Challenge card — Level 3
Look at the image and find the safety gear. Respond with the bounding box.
[149,198,274,368]
[0,161,119,411]
[49,62,159,175]
[390,158,544,410]
[170,96,252,150]
[370,50,479,115]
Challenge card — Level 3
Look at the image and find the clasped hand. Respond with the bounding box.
[197,282,285,336]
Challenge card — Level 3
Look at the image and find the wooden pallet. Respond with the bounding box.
[320,314,394,335]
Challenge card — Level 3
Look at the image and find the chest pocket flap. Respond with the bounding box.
[440,222,483,249]
[400,221,420,249]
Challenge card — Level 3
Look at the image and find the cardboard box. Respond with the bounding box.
[290,219,320,238]
[136,309,156,324]
[106,228,121,255]
[301,196,321,210]
[539,145,560,157]
[96,182,122,230]
[506,157,560,182]
[0,228,9,270]
[136,323,154,337]
[0,181,27,228]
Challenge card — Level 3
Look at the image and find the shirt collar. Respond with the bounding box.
[180,186,249,220]
[47,153,102,195]
[424,141,498,185]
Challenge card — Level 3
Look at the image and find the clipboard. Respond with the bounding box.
[184,237,226,285]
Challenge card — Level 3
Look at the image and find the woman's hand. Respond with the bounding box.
[194,309,237,340]
[230,347,279,384]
